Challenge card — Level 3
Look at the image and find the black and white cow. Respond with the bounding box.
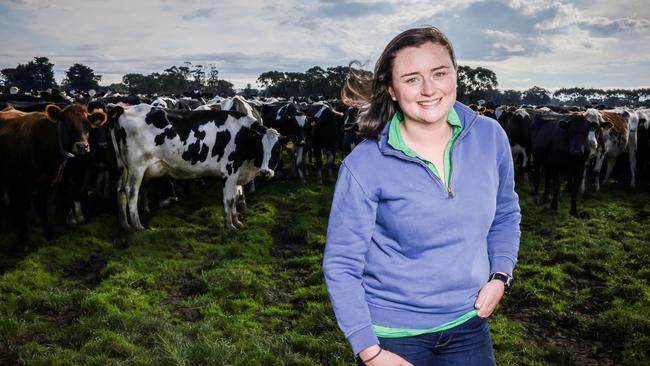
[261,102,308,182]
[107,104,283,230]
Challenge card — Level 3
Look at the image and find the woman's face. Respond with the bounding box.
[388,42,457,127]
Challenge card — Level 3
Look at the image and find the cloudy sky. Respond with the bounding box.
[1,0,649,91]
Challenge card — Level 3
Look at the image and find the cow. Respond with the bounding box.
[261,102,308,182]
[341,106,361,157]
[0,104,107,249]
[107,104,283,231]
[579,108,609,193]
[306,103,345,184]
[593,109,638,189]
[636,108,650,177]
[531,112,599,216]
[496,106,534,182]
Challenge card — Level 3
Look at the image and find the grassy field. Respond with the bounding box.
[0,166,649,365]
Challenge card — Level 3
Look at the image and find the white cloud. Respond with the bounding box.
[0,0,648,90]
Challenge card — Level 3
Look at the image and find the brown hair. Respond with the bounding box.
[341,26,457,139]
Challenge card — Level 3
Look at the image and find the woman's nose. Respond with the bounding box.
[420,78,435,96]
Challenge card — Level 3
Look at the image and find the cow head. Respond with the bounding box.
[257,126,283,179]
[279,103,307,147]
[559,114,599,157]
[45,104,107,158]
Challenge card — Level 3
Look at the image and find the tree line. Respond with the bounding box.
[2,57,649,107]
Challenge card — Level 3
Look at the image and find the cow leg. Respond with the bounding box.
[327,150,336,182]
[315,147,324,185]
[521,149,530,184]
[10,182,32,251]
[628,141,637,188]
[295,146,306,183]
[116,167,133,230]
[245,180,255,194]
[159,179,179,208]
[593,151,606,191]
[222,177,240,229]
[141,183,151,216]
[236,185,246,209]
[550,170,560,211]
[580,165,588,194]
[602,156,617,187]
[66,200,86,226]
[126,169,146,230]
[570,171,580,217]
[532,159,541,197]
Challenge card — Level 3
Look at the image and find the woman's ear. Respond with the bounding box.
[387,85,395,100]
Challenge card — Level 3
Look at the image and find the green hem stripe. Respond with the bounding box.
[373,310,479,338]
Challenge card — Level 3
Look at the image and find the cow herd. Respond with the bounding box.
[0,89,353,251]
[1,87,649,251]
[485,104,650,216]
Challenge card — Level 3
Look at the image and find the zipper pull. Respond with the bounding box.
[447,186,454,199]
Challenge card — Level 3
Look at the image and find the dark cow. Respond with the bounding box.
[60,100,113,226]
[341,106,361,157]
[261,102,308,182]
[306,104,345,184]
[531,112,599,216]
[496,106,534,182]
[0,104,107,249]
[108,104,283,230]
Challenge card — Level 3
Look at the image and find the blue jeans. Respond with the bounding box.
[357,316,495,366]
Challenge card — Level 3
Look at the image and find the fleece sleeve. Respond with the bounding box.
[322,162,379,356]
[487,129,521,276]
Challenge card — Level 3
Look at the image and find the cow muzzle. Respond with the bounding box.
[73,142,90,154]
[259,169,275,179]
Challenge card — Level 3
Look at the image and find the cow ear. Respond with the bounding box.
[558,120,569,129]
[106,105,124,120]
[45,104,63,123]
[89,111,108,128]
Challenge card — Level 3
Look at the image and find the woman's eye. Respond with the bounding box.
[406,77,419,84]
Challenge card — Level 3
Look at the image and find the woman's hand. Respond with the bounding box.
[474,277,506,318]
[359,345,413,366]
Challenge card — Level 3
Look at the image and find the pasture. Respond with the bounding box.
[1,166,649,365]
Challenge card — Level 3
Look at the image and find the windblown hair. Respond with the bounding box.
[340,26,457,139]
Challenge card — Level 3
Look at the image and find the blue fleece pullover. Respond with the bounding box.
[322,101,521,355]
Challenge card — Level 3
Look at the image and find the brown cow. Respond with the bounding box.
[0,104,107,250]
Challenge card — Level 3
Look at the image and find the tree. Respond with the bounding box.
[62,63,101,92]
[123,73,160,95]
[522,86,551,105]
[1,57,56,91]
[212,79,236,97]
[242,83,259,97]
[106,82,128,94]
[493,89,523,105]
[456,66,498,104]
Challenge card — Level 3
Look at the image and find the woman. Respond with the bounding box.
[322,26,521,366]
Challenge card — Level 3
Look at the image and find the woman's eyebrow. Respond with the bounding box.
[399,66,449,78]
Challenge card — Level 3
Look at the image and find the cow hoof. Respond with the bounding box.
[234,220,244,228]
[225,224,237,230]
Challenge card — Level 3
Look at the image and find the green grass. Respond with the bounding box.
[1,166,649,365]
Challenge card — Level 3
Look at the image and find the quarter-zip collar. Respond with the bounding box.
[377,101,480,197]
[378,101,480,155]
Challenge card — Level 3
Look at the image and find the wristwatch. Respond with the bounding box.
[489,272,513,294]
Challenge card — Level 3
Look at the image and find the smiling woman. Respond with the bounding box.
[324,26,521,366]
